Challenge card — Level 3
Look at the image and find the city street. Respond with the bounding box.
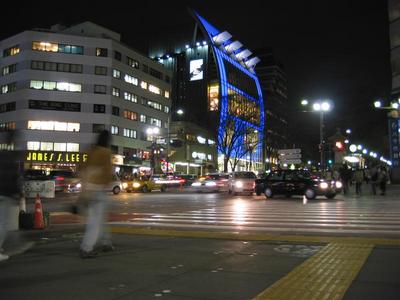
[2,186,400,300]
[35,186,400,238]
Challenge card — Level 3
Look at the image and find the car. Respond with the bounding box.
[191,173,229,192]
[175,174,198,187]
[255,169,343,200]
[67,175,123,195]
[48,169,79,192]
[228,171,257,195]
[122,176,167,193]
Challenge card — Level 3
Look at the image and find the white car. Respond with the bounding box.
[228,171,257,195]
[191,173,229,192]
[68,175,122,195]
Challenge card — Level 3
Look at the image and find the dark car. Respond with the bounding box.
[255,169,342,200]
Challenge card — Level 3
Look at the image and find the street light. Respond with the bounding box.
[176,109,184,115]
[345,129,351,134]
[301,99,332,169]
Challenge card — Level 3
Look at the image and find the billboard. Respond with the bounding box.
[189,59,204,81]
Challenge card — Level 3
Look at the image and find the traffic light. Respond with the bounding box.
[328,159,333,165]
[334,141,344,152]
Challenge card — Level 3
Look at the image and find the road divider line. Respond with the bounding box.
[253,242,373,300]
[110,226,400,246]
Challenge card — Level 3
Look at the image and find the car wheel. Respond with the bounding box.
[161,185,167,192]
[305,188,316,200]
[326,193,336,199]
[264,187,273,198]
[142,185,149,193]
[112,186,121,195]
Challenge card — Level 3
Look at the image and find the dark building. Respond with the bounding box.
[149,11,265,172]
[256,48,289,165]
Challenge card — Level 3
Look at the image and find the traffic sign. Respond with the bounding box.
[277,148,301,155]
[279,159,302,164]
[279,153,302,159]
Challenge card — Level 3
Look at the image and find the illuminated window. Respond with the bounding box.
[54,122,67,131]
[40,142,53,151]
[27,141,40,150]
[43,81,56,90]
[124,92,137,103]
[208,84,219,111]
[67,143,79,152]
[111,126,119,135]
[140,115,146,123]
[127,57,139,68]
[96,48,108,57]
[112,87,120,97]
[1,83,16,94]
[54,143,67,152]
[113,69,121,79]
[123,110,138,121]
[164,106,170,113]
[147,100,162,111]
[3,45,20,57]
[0,121,15,132]
[148,84,160,95]
[2,64,17,76]
[140,81,148,90]
[165,90,170,99]
[32,41,58,52]
[124,74,138,85]
[67,123,80,132]
[150,118,161,127]
[56,82,81,92]
[123,128,137,139]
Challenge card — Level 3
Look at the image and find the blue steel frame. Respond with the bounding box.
[193,12,265,164]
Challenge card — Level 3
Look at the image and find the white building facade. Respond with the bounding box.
[0,22,172,173]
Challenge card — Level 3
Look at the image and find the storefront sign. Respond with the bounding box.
[26,151,88,163]
[112,154,124,165]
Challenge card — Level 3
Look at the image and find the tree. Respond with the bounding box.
[217,117,261,172]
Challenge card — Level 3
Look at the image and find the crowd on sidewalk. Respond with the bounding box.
[323,163,390,196]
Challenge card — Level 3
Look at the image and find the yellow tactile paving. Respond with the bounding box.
[253,242,373,300]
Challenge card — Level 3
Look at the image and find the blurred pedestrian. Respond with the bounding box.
[0,131,33,262]
[339,164,351,195]
[79,130,113,258]
[353,168,364,195]
[370,165,379,195]
[378,166,388,196]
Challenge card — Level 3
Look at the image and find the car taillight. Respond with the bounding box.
[253,182,255,188]
[179,179,186,183]
[55,176,64,181]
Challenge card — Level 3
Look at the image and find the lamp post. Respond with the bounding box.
[301,100,332,169]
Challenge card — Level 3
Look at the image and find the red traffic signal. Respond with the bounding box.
[334,141,344,151]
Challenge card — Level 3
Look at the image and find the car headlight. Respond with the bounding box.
[133,182,141,188]
[192,182,201,187]
[335,181,343,188]
[235,181,243,188]
[320,182,329,189]
[205,181,217,186]
[122,182,128,189]
[76,183,82,189]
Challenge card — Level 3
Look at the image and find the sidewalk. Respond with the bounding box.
[1,227,400,299]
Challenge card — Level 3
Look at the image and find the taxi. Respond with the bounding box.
[122,176,166,193]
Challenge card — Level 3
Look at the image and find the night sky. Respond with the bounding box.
[1,0,391,161]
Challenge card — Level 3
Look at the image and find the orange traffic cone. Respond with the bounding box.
[34,193,45,229]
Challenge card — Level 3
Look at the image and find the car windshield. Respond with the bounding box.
[234,172,256,179]
[294,170,312,180]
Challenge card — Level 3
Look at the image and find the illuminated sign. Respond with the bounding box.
[208,84,219,111]
[189,59,204,81]
[26,151,88,163]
